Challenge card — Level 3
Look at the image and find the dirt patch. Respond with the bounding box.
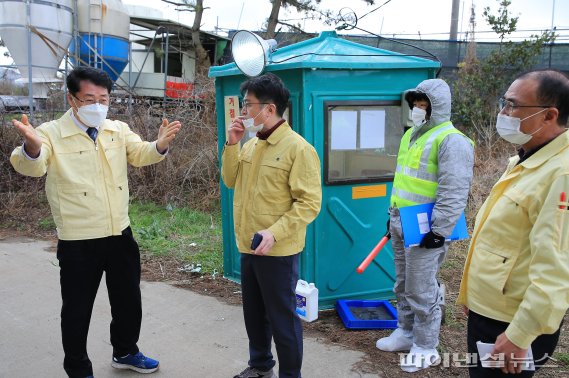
[3,226,567,377]
[141,255,243,306]
[139,252,471,377]
[139,246,569,378]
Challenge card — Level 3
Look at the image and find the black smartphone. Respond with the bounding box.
[251,233,263,250]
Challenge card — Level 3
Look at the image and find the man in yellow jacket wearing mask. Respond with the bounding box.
[10,66,181,378]
[458,70,569,377]
[221,73,321,378]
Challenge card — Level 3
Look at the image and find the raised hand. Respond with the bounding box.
[12,114,41,158]
[227,117,245,145]
[156,118,182,153]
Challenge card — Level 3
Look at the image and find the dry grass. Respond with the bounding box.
[467,140,518,216]
[0,112,53,233]
[2,86,568,376]
[107,76,220,210]
[1,76,220,223]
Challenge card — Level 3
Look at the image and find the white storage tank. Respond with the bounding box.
[0,0,74,97]
[70,0,130,82]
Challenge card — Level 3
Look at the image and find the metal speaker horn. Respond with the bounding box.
[231,30,277,77]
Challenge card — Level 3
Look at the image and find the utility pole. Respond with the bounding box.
[450,0,460,41]
[549,0,556,68]
[550,0,556,31]
[448,0,461,67]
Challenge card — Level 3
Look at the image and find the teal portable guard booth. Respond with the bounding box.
[209,31,440,308]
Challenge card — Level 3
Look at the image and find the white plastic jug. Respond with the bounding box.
[295,279,318,322]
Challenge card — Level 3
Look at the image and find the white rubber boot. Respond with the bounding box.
[400,344,441,373]
[375,328,413,352]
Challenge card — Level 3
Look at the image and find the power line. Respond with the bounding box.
[371,28,569,42]
[358,0,392,20]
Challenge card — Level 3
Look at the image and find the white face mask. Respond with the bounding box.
[495,108,547,144]
[242,105,267,133]
[411,107,427,127]
[242,117,263,133]
[76,103,108,128]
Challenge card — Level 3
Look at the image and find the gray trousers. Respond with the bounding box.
[390,208,448,349]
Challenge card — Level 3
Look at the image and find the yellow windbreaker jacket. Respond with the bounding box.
[221,122,322,256]
[458,130,569,349]
[10,109,165,240]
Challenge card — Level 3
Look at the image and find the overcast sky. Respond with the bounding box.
[124,0,568,42]
[1,0,567,66]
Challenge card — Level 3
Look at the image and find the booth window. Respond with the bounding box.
[325,101,403,184]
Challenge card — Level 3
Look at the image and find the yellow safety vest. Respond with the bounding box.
[390,121,473,208]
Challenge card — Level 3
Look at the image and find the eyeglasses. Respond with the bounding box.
[498,97,552,116]
[242,102,269,110]
[73,94,110,106]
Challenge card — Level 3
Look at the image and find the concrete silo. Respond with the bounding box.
[0,0,74,98]
[69,0,130,82]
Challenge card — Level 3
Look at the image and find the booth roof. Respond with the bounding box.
[209,30,441,78]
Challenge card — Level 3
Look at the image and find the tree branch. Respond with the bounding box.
[276,20,312,35]
[161,0,210,12]
[161,0,189,7]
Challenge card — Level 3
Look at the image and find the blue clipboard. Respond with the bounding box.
[398,202,468,247]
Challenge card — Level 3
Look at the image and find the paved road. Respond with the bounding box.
[0,237,380,378]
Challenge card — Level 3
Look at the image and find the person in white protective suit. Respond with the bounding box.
[376,78,474,373]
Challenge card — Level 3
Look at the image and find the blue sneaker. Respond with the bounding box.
[111,352,159,374]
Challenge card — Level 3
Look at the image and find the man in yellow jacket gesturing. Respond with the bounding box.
[10,66,181,378]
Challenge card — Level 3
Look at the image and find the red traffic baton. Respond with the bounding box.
[356,231,391,274]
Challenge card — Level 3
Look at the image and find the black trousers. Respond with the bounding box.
[56,227,142,378]
[467,310,561,378]
[240,253,303,378]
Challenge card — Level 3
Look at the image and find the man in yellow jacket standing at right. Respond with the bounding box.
[458,69,569,377]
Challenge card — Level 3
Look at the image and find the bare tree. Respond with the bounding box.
[266,0,375,39]
[161,0,210,75]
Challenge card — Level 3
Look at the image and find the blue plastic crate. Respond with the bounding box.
[336,299,398,329]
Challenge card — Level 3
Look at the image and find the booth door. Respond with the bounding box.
[316,100,405,307]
